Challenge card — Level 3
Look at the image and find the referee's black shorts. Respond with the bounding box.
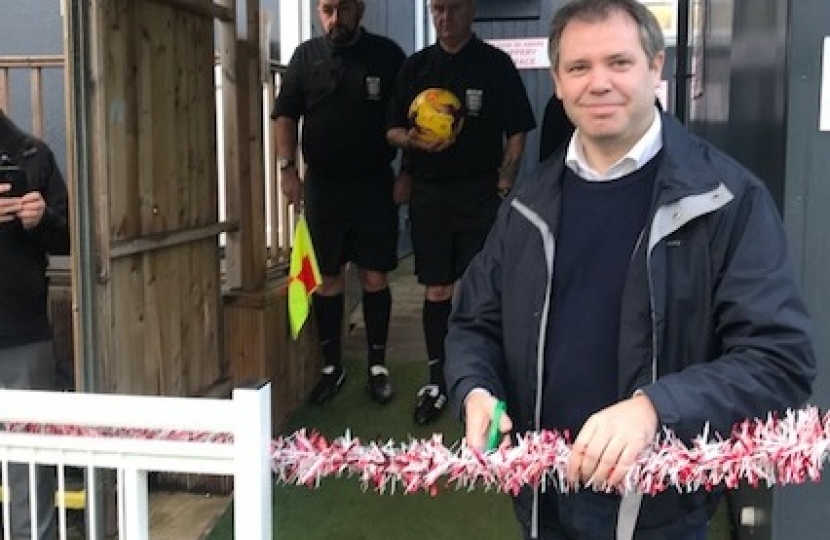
[408,175,501,286]
[304,167,398,277]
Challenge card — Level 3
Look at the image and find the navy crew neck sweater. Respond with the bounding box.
[542,154,660,437]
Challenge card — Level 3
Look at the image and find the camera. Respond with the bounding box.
[0,154,28,198]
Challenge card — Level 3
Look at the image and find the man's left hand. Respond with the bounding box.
[17,191,46,229]
[566,394,658,490]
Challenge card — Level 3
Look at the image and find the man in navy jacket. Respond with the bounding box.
[445,1,815,539]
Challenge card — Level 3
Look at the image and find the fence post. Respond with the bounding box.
[233,381,272,539]
[122,469,149,540]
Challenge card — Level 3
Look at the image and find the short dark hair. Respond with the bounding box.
[548,0,665,70]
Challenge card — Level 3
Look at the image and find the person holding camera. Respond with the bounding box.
[0,107,69,540]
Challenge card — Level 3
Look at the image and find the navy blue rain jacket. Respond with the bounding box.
[445,113,816,537]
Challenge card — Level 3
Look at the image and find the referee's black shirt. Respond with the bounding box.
[388,35,536,182]
[273,28,405,178]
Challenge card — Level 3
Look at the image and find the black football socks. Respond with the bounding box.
[313,293,344,369]
[423,298,452,392]
[363,287,391,368]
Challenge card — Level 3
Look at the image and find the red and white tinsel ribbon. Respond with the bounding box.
[6,407,830,496]
[270,407,830,496]
[3,422,234,444]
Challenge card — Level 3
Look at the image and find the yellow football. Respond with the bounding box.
[407,88,464,144]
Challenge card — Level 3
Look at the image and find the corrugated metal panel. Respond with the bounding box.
[688,0,788,208]
[687,1,830,538]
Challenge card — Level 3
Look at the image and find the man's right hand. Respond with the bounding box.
[0,184,22,223]
[280,168,303,207]
[464,390,513,451]
[407,127,455,154]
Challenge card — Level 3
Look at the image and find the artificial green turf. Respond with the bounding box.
[205,355,733,539]
[206,356,521,540]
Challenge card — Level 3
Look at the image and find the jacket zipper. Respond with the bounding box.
[511,199,554,540]
[612,185,735,540]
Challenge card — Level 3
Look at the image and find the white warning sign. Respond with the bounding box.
[487,38,551,70]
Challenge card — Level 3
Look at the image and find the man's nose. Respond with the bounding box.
[587,67,612,91]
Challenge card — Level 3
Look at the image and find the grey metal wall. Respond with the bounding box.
[689,0,830,538]
[359,1,419,54]
[688,0,788,208]
[777,0,830,534]
[472,3,563,166]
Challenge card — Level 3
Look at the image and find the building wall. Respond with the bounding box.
[689,0,830,537]
[688,0,788,207]
[776,0,830,533]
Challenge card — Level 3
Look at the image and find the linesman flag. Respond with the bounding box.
[288,215,321,340]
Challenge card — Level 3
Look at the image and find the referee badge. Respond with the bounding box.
[366,76,381,101]
[466,89,483,117]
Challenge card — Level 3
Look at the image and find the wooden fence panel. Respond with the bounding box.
[86,0,222,396]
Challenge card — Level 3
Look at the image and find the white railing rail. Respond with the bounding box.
[0,383,272,540]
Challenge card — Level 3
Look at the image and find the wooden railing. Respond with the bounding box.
[0,54,64,139]
[241,60,296,275]
[0,53,295,279]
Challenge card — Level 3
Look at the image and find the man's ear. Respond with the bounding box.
[551,69,562,100]
[356,1,366,20]
[650,50,666,83]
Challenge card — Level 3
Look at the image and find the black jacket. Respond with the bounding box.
[445,114,816,537]
[0,110,70,347]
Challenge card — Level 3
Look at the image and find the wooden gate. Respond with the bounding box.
[67,0,232,396]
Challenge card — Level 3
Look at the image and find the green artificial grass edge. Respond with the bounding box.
[206,356,520,540]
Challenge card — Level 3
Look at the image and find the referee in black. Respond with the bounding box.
[387,0,536,425]
[273,0,405,406]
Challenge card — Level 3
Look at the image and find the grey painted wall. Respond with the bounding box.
[689,0,830,538]
[776,0,830,534]
[0,1,67,173]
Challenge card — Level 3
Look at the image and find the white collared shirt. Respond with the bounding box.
[564,107,664,181]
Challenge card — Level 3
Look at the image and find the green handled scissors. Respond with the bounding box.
[486,400,506,451]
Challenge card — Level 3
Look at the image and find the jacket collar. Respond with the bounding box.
[650,113,724,206]
[565,107,663,181]
[515,113,728,231]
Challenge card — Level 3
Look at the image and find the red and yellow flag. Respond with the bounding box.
[288,215,321,339]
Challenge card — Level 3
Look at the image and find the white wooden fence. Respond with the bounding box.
[0,383,273,540]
